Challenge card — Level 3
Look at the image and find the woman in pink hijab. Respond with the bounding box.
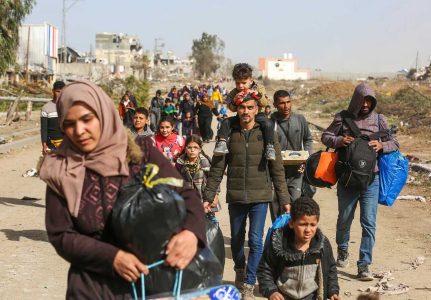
[40,80,205,299]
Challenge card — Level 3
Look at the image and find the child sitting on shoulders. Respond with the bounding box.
[213,63,276,160]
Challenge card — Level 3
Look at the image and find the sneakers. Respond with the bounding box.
[213,140,229,156]
[357,265,374,281]
[337,248,350,268]
[265,144,276,161]
[234,268,245,292]
[241,283,255,300]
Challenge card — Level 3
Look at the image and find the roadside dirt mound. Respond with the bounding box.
[308,81,356,101]
[379,86,431,128]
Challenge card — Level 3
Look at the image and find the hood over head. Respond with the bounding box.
[347,83,376,118]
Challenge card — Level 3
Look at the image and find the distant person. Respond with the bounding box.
[125,90,138,108]
[270,90,313,220]
[321,83,399,281]
[179,92,195,120]
[257,197,340,300]
[264,105,272,119]
[118,93,135,127]
[168,87,178,103]
[130,107,153,138]
[162,99,177,117]
[210,85,224,111]
[182,111,196,139]
[217,106,228,130]
[195,94,220,143]
[41,80,65,154]
[150,89,164,131]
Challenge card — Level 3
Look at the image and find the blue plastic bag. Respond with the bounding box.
[378,150,409,207]
[264,213,291,247]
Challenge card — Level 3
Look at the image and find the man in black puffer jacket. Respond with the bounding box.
[257,197,340,300]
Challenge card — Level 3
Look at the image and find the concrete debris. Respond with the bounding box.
[409,256,425,270]
[411,163,431,174]
[0,136,6,144]
[22,168,38,177]
[359,272,409,296]
[406,176,416,184]
[396,195,426,202]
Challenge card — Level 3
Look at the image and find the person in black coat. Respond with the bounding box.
[195,94,220,142]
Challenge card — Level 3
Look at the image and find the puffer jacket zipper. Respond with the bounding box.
[297,251,306,296]
[244,129,250,202]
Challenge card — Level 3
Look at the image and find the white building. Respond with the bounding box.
[17,23,59,77]
[259,53,310,80]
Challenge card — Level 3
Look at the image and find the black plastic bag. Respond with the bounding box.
[112,164,186,264]
[145,247,223,295]
[111,164,222,295]
[205,214,225,269]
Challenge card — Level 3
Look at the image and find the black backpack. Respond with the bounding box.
[335,111,386,191]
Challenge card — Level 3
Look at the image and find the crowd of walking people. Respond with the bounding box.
[38,62,399,300]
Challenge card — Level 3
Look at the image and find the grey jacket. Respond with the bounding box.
[271,112,313,153]
[272,112,313,177]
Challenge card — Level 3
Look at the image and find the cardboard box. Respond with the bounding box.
[281,151,309,165]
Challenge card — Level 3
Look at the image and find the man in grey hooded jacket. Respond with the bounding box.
[321,82,399,281]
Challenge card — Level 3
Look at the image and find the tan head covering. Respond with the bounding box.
[40,80,129,217]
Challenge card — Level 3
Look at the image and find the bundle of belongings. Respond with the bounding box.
[112,164,223,297]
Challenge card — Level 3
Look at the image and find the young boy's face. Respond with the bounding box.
[133,113,147,131]
[289,214,319,245]
[235,77,252,91]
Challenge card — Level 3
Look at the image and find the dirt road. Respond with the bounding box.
[0,117,430,299]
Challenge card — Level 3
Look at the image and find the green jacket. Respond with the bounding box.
[203,122,290,205]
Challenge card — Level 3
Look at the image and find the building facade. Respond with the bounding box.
[259,53,310,80]
[17,23,59,79]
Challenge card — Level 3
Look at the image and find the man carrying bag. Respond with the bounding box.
[321,83,399,281]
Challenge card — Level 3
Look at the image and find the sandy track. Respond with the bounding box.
[0,118,430,299]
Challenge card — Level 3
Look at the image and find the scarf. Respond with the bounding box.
[40,80,129,217]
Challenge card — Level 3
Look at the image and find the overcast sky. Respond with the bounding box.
[25,0,431,73]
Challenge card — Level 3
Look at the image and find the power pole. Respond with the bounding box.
[25,26,31,82]
[60,0,81,78]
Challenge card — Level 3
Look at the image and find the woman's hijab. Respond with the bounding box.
[40,80,129,217]
[199,96,215,109]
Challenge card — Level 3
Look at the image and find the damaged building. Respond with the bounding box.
[15,22,59,82]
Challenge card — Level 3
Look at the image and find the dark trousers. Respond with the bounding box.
[217,113,274,144]
[270,173,303,222]
[198,116,213,141]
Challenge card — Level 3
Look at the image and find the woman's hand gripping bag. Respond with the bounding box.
[112,163,222,295]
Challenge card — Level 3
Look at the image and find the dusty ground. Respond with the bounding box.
[0,82,431,299]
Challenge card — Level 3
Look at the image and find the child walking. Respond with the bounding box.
[175,135,220,211]
[257,197,340,300]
